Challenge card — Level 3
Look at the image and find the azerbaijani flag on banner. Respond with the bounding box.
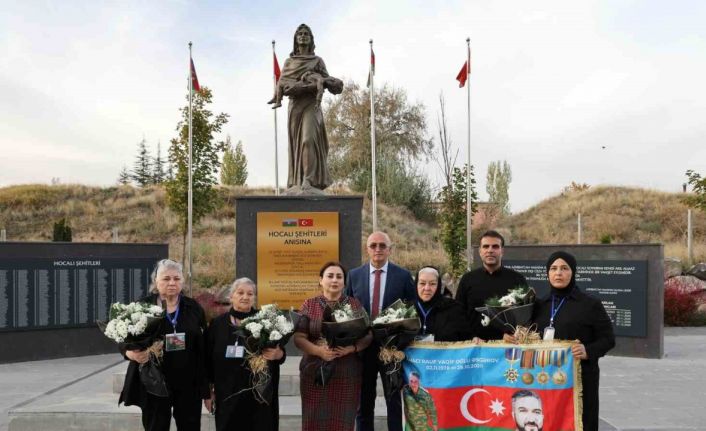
[403,341,581,431]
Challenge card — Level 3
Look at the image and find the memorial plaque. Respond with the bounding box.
[504,259,648,337]
[256,212,339,309]
[16,270,31,327]
[0,257,162,331]
[0,270,10,329]
[37,269,52,326]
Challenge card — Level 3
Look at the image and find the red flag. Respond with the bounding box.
[456,61,468,88]
[273,52,281,83]
[190,58,201,93]
[371,48,375,75]
[367,47,375,88]
[298,218,314,227]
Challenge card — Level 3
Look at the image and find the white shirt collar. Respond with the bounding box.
[370,261,389,274]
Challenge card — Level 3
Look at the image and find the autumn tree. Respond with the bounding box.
[324,81,433,219]
[685,170,706,212]
[220,136,248,186]
[166,87,229,256]
[486,160,512,215]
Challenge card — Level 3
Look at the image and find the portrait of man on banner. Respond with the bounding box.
[402,341,580,431]
[403,371,438,431]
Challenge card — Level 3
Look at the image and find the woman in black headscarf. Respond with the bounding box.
[532,251,615,431]
[414,266,474,342]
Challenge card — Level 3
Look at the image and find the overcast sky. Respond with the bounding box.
[1,0,705,211]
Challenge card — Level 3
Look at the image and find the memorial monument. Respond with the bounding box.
[236,24,362,308]
[268,23,344,195]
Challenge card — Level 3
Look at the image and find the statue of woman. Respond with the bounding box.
[268,24,343,194]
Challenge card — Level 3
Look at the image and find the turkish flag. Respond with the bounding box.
[298,219,313,227]
[456,61,468,88]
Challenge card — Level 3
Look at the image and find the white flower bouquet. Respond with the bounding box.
[99,301,168,397]
[103,302,164,343]
[476,285,536,332]
[371,299,421,399]
[238,304,296,351]
[235,304,297,404]
[321,301,369,348]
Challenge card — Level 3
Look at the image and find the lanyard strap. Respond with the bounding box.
[550,295,566,327]
[417,302,433,333]
[166,300,181,332]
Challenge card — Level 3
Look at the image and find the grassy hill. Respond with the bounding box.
[0,184,443,290]
[0,184,702,290]
[500,186,705,262]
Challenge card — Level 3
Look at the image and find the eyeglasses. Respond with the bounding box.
[367,242,388,250]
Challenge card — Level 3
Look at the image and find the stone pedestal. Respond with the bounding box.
[234,195,363,307]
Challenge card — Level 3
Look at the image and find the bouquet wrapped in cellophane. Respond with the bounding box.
[316,302,369,386]
[371,299,421,398]
[235,304,297,404]
[475,285,536,334]
[100,301,168,397]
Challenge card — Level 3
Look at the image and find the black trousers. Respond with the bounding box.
[581,367,600,431]
[215,392,278,431]
[356,346,402,431]
[142,387,202,431]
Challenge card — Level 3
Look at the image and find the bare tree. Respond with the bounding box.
[433,92,458,189]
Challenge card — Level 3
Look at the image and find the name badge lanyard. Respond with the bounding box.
[166,302,181,334]
[549,295,566,329]
[417,302,433,334]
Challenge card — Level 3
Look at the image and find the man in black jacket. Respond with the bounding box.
[455,230,527,340]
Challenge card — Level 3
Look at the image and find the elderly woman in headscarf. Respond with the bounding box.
[511,251,615,431]
[205,277,285,431]
[267,23,343,192]
[119,259,209,431]
[414,266,474,342]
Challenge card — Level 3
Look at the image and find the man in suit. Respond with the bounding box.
[346,231,416,431]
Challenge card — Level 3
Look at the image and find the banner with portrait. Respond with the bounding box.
[402,341,582,431]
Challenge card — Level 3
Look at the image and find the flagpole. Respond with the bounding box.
[466,37,473,269]
[369,39,378,232]
[272,40,280,196]
[188,42,194,296]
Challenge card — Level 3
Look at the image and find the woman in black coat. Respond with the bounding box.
[533,251,615,431]
[414,266,474,342]
[205,277,285,431]
[119,259,210,431]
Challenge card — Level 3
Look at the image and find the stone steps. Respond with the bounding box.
[111,356,385,396]
[9,356,389,431]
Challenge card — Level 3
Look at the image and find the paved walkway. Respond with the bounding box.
[1,327,704,430]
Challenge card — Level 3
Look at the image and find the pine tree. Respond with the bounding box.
[117,166,131,185]
[153,141,166,184]
[131,138,153,187]
[220,137,248,186]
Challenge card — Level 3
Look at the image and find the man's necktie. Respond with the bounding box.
[371,269,382,318]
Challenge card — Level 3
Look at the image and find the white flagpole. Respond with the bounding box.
[466,37,473,269]
[370,39,378,232]
[272,40,280,196]
[188,42,194,295]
